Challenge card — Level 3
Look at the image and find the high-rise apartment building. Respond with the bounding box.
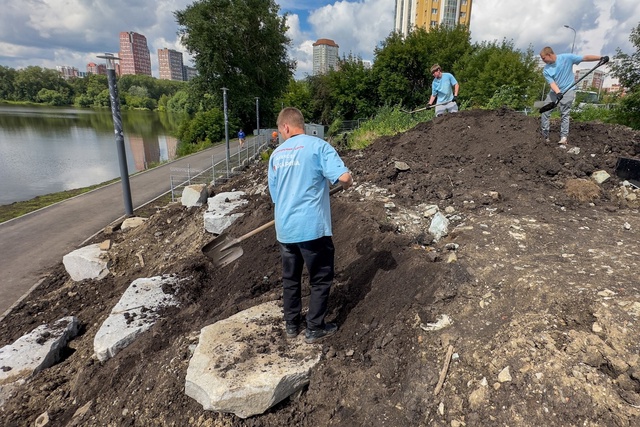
[158,48,184,81]
[312,39,339,75]
[86,62,107,76]
[182,66,198,81]
[395,0,473,37]
[119,31,152,76]
[56,65,78,79]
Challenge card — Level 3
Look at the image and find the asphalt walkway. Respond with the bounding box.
[0,139,258,316]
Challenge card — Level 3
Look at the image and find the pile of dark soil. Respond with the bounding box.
[2,109,640,427]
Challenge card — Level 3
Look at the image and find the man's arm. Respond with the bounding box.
[337,171,353,190]
[582,54,602,62]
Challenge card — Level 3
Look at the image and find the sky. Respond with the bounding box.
[0,0,639,85]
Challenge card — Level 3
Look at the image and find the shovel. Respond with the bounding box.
[202,185,344,267]
[401,101,450,114]
[538,56,609,114]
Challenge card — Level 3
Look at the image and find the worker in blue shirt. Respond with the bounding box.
[238,129,246,148]
[428,64,459,117]
[268,107,352,344]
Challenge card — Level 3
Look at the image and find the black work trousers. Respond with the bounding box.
[279,236,335,331]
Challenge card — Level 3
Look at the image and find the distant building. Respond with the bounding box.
[575,69,605,91]
[119,31,152,76]
[361,59,373,69]
[312,39,339,75]
[86,62,107,76]
[395,0,473,37]
[158,48,184,81]
[182,65,198,81]
[56,65,78,79]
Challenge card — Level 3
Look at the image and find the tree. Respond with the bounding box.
[455,40,543,110]
[610,22,640,129]
[175,0,294,129]
[327,54,378,121]
[610,22,640,91]
[373,26,472,109]
[278,78,313,121]
[13,66,69,102]
[0,66,17,100]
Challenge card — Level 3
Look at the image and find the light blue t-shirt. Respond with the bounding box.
[432,72,458,103]
[268,134,348,244]
[543,53,583,93]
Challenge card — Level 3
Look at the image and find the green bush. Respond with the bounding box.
[348,105,433,149]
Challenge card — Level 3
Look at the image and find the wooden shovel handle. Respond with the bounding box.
[236,185,345,243]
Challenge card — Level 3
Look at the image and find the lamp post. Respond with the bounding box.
[97,53,133,216]
[222,87,230,177]
[564,25,576,54]
[255,97,260,148]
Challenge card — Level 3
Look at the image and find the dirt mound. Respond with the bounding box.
[2,109,640,426]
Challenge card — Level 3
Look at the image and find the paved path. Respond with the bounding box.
[0,138,261,316]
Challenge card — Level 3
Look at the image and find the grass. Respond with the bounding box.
[0,178,119,223]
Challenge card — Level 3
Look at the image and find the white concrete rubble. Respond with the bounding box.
[185,301,322,418]
[592,170,611,184]
[182,184,209,207]
[0,316,79,384]
[121,217,147,230]
[62,244,109,281]
[429,212,450,242]
[204,191,248,234]
[93,276,180,362]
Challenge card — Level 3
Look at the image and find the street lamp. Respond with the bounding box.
[564,25,576,54]
[222,87,230,177]
[97,53,133,216]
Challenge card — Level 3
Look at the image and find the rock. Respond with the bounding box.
[62,244,109,282]
[394,161,410,171]
[185,301,322,418]
[121,217,147,230]
[34,412,49,426]
[93,276,180,362]
[429,212,450,242]
[204,191,248,234]
[181,184,209,207]
[498,366,512,382]
[468,386,489,410]
[0,317,79,384]
[591,170,610,184]
[99,239,112,250]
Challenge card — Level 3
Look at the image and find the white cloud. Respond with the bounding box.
[0,0,638,85]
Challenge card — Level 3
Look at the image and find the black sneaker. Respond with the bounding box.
[304,323,338,344]
[285,322,302,339]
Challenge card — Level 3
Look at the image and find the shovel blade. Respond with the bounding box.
[201,233,244,267]
[538,101,557,114]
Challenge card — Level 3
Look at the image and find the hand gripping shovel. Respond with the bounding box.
[538,56,609,114]
[202,185,344,267]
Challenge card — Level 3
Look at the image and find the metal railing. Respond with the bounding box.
[169,134,269,201]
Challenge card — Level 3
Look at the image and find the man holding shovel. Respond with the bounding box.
[539,46,608,145]
[268,107,353,344]
[428,64,459,117]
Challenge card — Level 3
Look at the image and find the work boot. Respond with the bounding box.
[305,323,338,344]
[285,322,302,339]
[558,137,568,145]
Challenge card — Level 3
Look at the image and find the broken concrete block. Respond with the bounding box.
[0,317,79,383]
[62,244,109,281]
[93,276,180,362]
[204,191,248,234]
[185,301,322,418]
[592,170,610,184]
[182,184,209,208]
[121,217,147,230]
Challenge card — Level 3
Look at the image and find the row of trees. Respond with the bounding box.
[2,0,638,149]
[0,65,186,110]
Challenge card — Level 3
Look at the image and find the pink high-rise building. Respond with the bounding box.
[119,31,152,76]
[158,48,184,81]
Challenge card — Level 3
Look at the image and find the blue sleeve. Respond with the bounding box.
[320,143,348,184]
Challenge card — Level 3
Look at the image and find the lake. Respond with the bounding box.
[0,104,183,205]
